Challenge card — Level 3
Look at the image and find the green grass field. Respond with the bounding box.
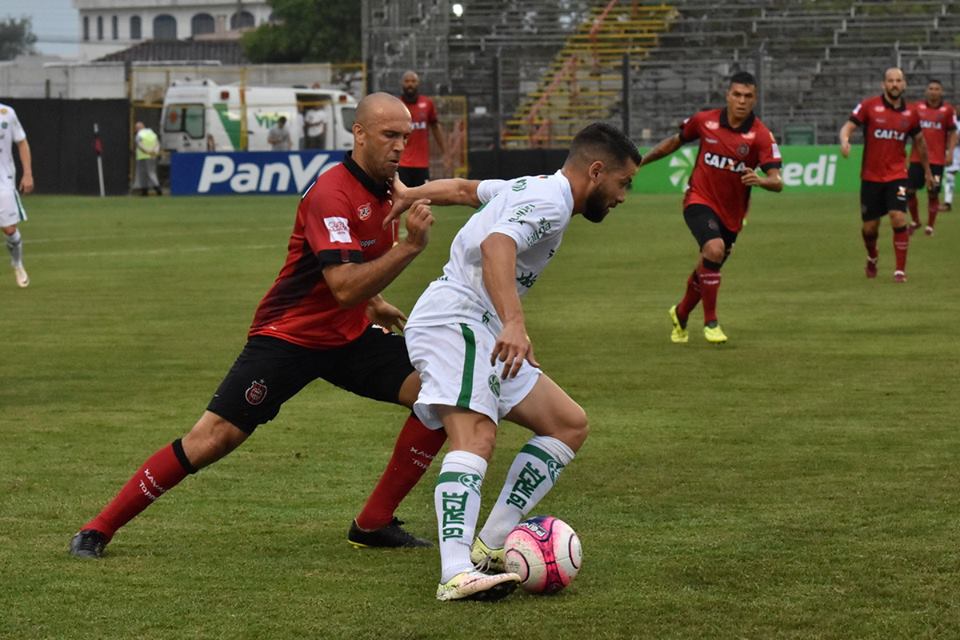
[2,191,958,639]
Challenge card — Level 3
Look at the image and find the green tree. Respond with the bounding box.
[0,17,38,61]
[242,0,360,63]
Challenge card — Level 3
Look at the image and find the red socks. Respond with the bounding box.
[893,226,909,272]
[908,193,920,226]
[82,440,194,540]
[697,261,723,325]
[355,414,446,530]
[676,270,701,324]
[928,195,940,229]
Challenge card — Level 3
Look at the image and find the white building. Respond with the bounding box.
[73,0,273,60]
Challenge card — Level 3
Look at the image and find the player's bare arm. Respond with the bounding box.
[324,199,434,308]
[741,167,783,192]
[384,177,482,226]
[639,134,683,167]
[947,129,958,165]
[839,121,858,158]
[366,294,408,332]
[16,139,33,194]
[480,232,540,380]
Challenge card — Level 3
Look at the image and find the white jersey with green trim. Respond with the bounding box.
[0,103,27,191]
[406,170,574,335]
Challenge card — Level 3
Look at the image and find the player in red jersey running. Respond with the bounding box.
[906,79,957,236]
[69,93,449,559]
[398,71,447,187]
[840,67,933,283]
[640,71,783,344]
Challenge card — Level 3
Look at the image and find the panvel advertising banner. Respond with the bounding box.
[171,151,347,195]
[632,145,865,194]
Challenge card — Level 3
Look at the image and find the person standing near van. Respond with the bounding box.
[132,122,162,196]
[268,116,292,151]
[398,71,446,186]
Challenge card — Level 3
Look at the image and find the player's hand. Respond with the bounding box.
[926,172,936,191]
[366,298,407,333]
[402,198,434,252]
[840,140,851,158]
[491,321,540,380]
[740,168,762,187]
[19,175,33,194]
[383,175,412,228]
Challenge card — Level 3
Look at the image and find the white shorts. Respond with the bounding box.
[405,323,541,430]
[0,189,27,227]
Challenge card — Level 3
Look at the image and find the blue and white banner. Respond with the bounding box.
[171,151,347,195]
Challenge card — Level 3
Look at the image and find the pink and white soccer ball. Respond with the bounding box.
[504,515,582,594]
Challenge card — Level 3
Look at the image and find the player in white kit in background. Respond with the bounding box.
[0,103,33,288]
[387,123,640,601]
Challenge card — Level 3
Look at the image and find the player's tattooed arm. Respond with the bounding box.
[912,132,935,190]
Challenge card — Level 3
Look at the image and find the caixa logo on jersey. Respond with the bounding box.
[171,151,347,195]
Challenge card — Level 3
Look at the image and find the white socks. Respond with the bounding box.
[477,435,575,549]
[5,230,22,266]
[435,450,487,583]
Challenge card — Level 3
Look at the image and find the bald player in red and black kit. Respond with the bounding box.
[69,93,449,559]
[641,71,783,345]
[906,79,957,236]
[840,67,933,283]
[398,71,447,187]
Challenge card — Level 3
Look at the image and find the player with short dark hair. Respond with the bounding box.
[840,67,933,283]
[398,71,447,186]
[69,93,449,559]
[906,79,957,236]
[640,70,783,344]
[385,122,640,601]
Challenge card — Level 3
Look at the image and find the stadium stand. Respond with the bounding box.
[363,1,960,149]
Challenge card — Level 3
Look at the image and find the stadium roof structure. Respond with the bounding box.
[95,39,249,65]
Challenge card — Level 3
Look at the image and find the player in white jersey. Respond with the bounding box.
[387,123,640,601]
[0,103,33,287]
[942,145,960,211]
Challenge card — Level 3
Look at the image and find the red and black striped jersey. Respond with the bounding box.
[678,108,781,233]
[849,95,922,182]
[249,153,396,348]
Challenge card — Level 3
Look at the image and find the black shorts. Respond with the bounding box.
[207,328,414,433]
[860,180,908,221]
[398,166,430,187]
[684,204,738,253]
[907,163,944,194]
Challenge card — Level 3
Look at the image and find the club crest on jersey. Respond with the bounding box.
[705,120,720,130]
[736,143,750,157]
[357,203,371,220]
[874,105,885,112]
[245,380,268,405]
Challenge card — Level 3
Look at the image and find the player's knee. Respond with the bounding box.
[701,242,725,264]
[557,404,589,452]
[182,413,248,468]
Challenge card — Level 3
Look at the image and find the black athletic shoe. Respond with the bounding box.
[347,517,433,548]
[69,529,109,559]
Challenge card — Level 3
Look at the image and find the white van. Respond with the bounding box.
[161,79,357,153]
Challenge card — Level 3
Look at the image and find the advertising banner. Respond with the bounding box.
[171,150,347,195]
[633,145,864,194]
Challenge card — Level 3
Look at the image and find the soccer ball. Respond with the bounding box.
[504,515,582,594]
